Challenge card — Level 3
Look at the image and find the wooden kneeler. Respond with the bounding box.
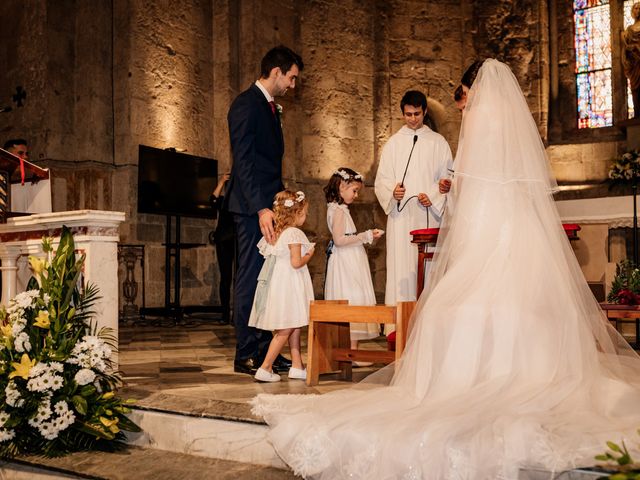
[306,300,416,386]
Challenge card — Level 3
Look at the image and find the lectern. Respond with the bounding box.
[0,148,49,221]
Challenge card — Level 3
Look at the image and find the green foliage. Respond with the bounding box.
[0,226,140,458]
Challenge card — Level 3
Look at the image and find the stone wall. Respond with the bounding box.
[0,0,632,313]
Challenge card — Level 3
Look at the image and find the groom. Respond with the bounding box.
[225,46,304,375]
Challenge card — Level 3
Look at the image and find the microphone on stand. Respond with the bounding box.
[397,134,418,211]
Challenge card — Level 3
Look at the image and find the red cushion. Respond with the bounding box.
[410,228,440,236]
[562,223,581,232]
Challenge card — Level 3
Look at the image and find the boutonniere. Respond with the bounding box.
[275,104,283,115]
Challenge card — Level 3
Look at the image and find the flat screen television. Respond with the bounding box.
[137,145,218,218]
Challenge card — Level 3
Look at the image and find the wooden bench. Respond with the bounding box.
[306,300,416,386]
[600,303,640,349]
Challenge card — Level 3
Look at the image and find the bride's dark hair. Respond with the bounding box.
[461,60,485,88]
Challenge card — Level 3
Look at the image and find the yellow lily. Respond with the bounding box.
[34,310,50,329]
[101,391,115,400]
[9,354,35,379]
[0,324,12,338]
[100,416,120,434]
[28,256,46,275]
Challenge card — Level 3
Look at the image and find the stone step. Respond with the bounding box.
[124,403,285,469]
[0,445,296,480]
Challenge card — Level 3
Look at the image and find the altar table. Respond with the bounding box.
[410,223,582,299]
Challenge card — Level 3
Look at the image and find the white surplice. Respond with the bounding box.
[374,125,452,307]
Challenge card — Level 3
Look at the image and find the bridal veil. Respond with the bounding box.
[252,59,640,479]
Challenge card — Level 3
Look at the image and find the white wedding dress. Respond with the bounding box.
[251,59,640,479]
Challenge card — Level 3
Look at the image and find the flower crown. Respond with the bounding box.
[274,191,306,208]
[334,169,363,182]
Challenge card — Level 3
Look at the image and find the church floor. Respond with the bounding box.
[118,315,385,421]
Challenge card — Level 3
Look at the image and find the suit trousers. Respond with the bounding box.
[232,214,272,362]
[215,238,234,322]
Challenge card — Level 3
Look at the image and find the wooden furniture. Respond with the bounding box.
[0,148,49,220]
[562,223,581,240]
[410,223,582,299]
[410,228,439,299]
[306,300,416,386]
[599,303,640,349]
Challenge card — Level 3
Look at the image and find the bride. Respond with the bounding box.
[251,59,640,479]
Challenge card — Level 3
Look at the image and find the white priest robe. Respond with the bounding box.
[374,125,452,310]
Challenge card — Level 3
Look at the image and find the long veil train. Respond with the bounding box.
[252,59,640,479]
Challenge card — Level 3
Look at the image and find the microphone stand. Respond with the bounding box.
[397,135,418,212]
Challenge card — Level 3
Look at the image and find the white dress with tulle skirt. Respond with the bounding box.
[325,202,379,341]
[248,227,314,331]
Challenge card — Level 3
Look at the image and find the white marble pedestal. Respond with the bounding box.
[0,210,125,365]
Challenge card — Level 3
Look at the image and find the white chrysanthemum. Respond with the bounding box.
[68,336,112,371]
[0,428,15,442]
[29,363,48,378]
[9,290,39,310]
[5,382,23,408]
[48,362,63,373]
[0,412,9,427]
[49,375,63,391]
[28,362,66,392]
[54,401,69,415]
[27,377,45,392]
[43,293,51,305]
[14,332,31,353]
[74,368,96,386]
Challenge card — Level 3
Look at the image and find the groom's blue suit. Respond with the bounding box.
[225,83,284,365]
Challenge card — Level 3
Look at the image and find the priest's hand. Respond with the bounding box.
[417,193,432,207]
[258,208,276,245]
[393,183,406,200]
[439,178,452,194]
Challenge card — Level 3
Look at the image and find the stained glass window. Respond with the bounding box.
[574,0,613,128]
[625,0,635,118]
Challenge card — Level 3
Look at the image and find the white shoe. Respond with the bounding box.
[254,368,281,382]
[288,367,307,380]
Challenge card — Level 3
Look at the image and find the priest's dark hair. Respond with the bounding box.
[400,90,427,113]
[461,60,486,88]
[260,45,304,78]
[324,167,363,204]
[3,138,27,150]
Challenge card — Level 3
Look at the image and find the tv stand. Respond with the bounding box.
[140,215,221,323]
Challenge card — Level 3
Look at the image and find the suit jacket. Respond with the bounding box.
[224,84,285,216]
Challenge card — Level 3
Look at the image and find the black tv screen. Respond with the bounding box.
[137,145,218,218]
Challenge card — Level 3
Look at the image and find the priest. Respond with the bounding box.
[374,90,452,324]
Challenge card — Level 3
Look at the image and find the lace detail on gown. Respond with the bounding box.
[287,429,332,477]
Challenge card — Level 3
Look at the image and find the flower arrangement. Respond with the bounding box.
[0,226,139,458]
[607,260,640,305]
[609,149,640,183]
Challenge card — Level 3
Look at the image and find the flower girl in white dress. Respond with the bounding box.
[324,168,384,358]
[248,190,315,383]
